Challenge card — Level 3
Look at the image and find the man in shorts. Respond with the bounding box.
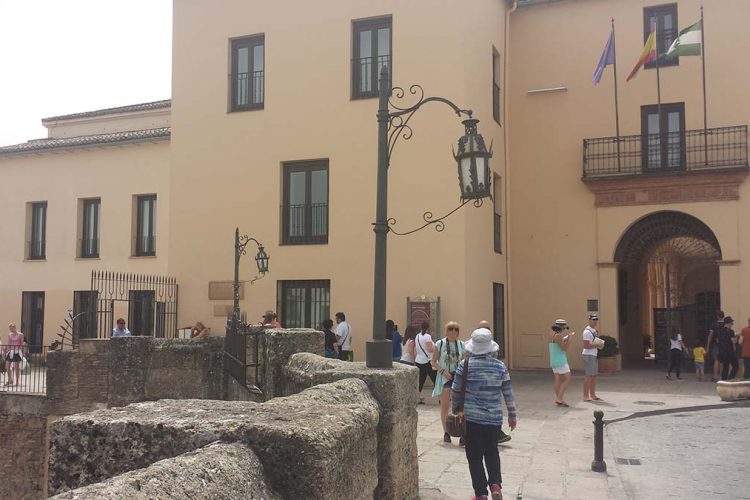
[581,314,602,402]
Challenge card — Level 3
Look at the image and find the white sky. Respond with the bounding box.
[0,0,172,146]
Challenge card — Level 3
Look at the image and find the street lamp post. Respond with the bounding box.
[231,227,270,336]
[366,66,493,368]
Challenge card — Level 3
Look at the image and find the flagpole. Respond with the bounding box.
[701,5,708,166]
[612,18,622,172]
[655,21,662,120]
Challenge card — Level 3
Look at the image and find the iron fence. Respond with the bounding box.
[583,125,748,179]
[0,345,48,394]
[232,70,265,109]
[353,54,391,99]
[224,317,263,394]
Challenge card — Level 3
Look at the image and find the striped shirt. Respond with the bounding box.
[451,354,516,427]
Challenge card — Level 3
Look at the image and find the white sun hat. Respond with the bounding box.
[465,328,499,355]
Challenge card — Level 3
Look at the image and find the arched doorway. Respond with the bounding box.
[614,211,721,366]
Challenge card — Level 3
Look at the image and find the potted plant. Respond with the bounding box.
[642,334,653,358]
[597,335,621,373]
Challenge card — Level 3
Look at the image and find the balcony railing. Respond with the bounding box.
[231,70,265,110]
[282,203,328,244]
[352,54,391,99]
[583,125,748,179]
[134,235,156,256]
[79,238,99,258]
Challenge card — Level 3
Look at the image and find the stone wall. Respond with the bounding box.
[47,340,110,414]
[283,353,420,500]
[49,379,379,499]
[0,395,50,500]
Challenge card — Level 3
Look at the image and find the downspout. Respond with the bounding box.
[503,0,517,367]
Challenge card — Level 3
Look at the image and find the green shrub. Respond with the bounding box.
[598,335,620,358]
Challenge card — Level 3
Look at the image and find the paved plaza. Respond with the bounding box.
[417,368,748,499]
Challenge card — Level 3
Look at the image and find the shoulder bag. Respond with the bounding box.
[445,357,469,438]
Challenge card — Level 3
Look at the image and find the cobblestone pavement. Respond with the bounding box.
[418,367,739,500]
[607,407,750,500]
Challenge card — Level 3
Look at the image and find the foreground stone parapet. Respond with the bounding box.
[284,353,419,500]
[49,379,378,499]
[49,442,280,500]
[717,380,750,401]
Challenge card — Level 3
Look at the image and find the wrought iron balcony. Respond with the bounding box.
[352,54,391,99]
[583,125,748,180]
[231,70,265,110]
[282,203,328,245]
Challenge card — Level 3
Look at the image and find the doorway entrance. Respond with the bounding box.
[614,211,721,365]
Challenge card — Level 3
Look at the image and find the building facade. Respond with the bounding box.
[1,0,748,370]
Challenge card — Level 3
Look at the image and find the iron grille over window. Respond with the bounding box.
[135,195,156,256]
[352,17,392,99]
[28,202,47,260]
[80,198,100,258]
[282,160,329,245]
[644,4,678,69]
[277,280,330,329]
[230,35,265,111]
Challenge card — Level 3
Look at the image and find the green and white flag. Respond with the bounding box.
[666,20,702,57]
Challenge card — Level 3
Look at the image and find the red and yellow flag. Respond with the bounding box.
[626,26,657,81]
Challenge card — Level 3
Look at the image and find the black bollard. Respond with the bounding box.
[591,410,607,472]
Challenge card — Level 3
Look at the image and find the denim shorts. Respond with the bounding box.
[583,355,598,376]
[695,362,705,371]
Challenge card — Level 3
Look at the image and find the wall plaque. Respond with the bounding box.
[209,281,243,300]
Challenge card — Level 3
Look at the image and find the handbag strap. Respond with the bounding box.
[417,334,430,358]
[456,357,469,412]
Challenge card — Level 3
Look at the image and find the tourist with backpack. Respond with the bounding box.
[431,321,465,444]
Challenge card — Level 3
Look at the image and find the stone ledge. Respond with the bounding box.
[49,378,379,499]
[49,442,280,500]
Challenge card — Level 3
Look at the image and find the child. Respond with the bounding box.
[693,344,706,381]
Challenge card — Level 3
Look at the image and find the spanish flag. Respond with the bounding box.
[626,26,657,81]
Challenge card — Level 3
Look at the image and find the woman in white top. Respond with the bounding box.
[399,326,417,365]
[666,329,688,380]
[414,321,436,404]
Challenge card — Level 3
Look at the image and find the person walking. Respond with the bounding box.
[335,312,353,361]
[549,319,573,406]
[693,342,706,381]
[4,323,25,387]
[717,316,739,380]
[740,317,750,380]
[391,322,403,362]
[414,321,436,404]
[706,310,725,382]
[431,321,465,444]
[581,314,602,402]
[399,326,417,365]
[665,329,687,380]
[322,319,338,359]
[452,328,516,500]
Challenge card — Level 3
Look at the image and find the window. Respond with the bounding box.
[73,290,98,340]
[135,195,157,256]
[80,198,100,258]
[493,283,505,358]
[277,280,330,329]
[282,160,329,245]
[352,17,392,99]
[27,202,47,260]
[641,102,685,171]
[21,291,45,352]
[493,175,502,254]
[644,4,678,68]
[492,48,501,124]
[230,35,264,111]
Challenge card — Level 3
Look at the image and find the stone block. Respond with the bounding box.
[48,379,379,499]
[259,328,324,400]
[284,353,420,500]
[48,442,280,500]
[717,380,750,401]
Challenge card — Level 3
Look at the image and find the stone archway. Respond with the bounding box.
[614,211,722,365]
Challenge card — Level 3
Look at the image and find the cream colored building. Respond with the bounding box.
[1,0,748,370]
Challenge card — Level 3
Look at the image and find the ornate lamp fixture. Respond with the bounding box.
[455,118,492,200]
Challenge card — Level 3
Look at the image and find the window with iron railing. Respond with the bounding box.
[282,160,329,245]
[644,4,678,69]
[135,195,156,256]
[352,17,391,99]
[80,198,100,258]
[230,35,264,111]
[27,202,47,260]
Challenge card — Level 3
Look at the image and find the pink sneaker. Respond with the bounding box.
[490,484,503,499]
[471,496,488,500]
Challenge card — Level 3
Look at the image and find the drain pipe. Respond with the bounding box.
[503,0,517,367]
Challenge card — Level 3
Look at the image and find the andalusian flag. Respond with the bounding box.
[626,26,657,81]
[666,21,702,57]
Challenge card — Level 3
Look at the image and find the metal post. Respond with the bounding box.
[591,410,607,472]
[232,227,241,337]
[367,66,395,368]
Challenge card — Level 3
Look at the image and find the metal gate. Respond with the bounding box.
[82,271,179,339]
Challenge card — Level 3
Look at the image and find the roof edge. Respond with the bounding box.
[42,99,172,123]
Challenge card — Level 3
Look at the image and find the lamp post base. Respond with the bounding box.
[366,339,394,368]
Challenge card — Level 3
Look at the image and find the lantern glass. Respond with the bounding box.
[460,157,473,196]
[455,118,493,200]
[255,246,269,274]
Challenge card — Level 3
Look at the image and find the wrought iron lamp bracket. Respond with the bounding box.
[386,84,473,166]
[236,235,266,285]
[387,198,483,236]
